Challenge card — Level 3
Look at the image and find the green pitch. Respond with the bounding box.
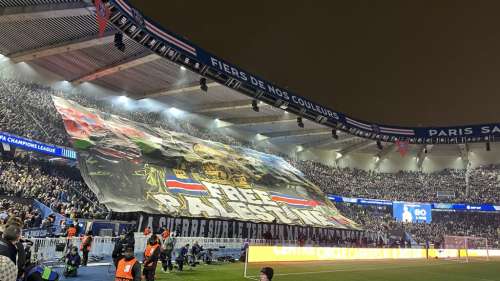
[155,258,500,281]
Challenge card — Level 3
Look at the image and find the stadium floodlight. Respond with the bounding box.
[332,129,338,140]
[252,100,259,112]
[297,117,304,128]
[114,32,125,52]
[376,140,383,150]
[200,77,208,92]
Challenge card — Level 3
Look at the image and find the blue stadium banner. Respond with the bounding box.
[393,202,432,223]
[330,195,500,213]
[0,131,77,160]
[328,195,393,206]
[432,203,500,212]
[109,0,500,145]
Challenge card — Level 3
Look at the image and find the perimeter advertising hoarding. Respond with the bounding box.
[393,202,432,223]
[248,246,427,262]
[248,247,500,262]
[52,96,358,229]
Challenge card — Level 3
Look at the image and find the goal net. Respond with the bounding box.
[442,235,490,262]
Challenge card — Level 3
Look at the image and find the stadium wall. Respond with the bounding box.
[248,246,500,262]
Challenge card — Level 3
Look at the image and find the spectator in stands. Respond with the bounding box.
[0,224,21,264]
[0,255,17,281]
[115,246,141,281]
[5,217,26,278]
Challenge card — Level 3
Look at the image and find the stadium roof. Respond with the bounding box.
[129,0,500,128]
[0,0,499,170]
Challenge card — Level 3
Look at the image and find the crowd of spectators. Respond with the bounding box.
[291,159,500,204]
[0,79,70,146]
[0,154,106,220]
[335,203,500,248]
[1,78,500,249]
[2,78,500,204]
[0,198,41,229]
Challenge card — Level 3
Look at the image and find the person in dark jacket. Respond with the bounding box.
[64,246,81,277]
[115,246,141,281]
[4,216,25,277]
[260,267,274,281]
[0,225,20,264]
[175,244,189,271]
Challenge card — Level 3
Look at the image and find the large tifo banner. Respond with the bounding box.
[138,215,362,240]
[52,96,357,229]
[393,202,432,223]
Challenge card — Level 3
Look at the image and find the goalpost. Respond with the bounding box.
[443,235,490,262]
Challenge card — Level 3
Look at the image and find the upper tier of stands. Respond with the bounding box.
[1,78,499,205]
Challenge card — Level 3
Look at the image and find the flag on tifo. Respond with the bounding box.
[396,139,409,157]
[94,0,110,37]
[270,192,319,208]
[165,175,208,196]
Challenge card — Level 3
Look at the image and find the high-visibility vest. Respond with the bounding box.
[115,258,137,281]
[80,236,91,251]
[143,244,159,266]
[67,227,76,238]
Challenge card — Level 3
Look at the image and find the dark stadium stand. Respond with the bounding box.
[0,79,498,249]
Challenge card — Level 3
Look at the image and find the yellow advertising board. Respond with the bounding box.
[248,246,427,262]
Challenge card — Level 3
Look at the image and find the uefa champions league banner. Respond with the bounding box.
[52,96,358,230]
[0,131,77,160]
[108,0,500,144]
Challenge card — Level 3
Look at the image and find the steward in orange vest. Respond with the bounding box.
[66,225,77,238]
[161,228,170,240]
[80,231,93,266]
[142,237,160,281]
[115,246,140,281]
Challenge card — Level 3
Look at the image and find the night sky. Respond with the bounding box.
[129,0,500,127]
